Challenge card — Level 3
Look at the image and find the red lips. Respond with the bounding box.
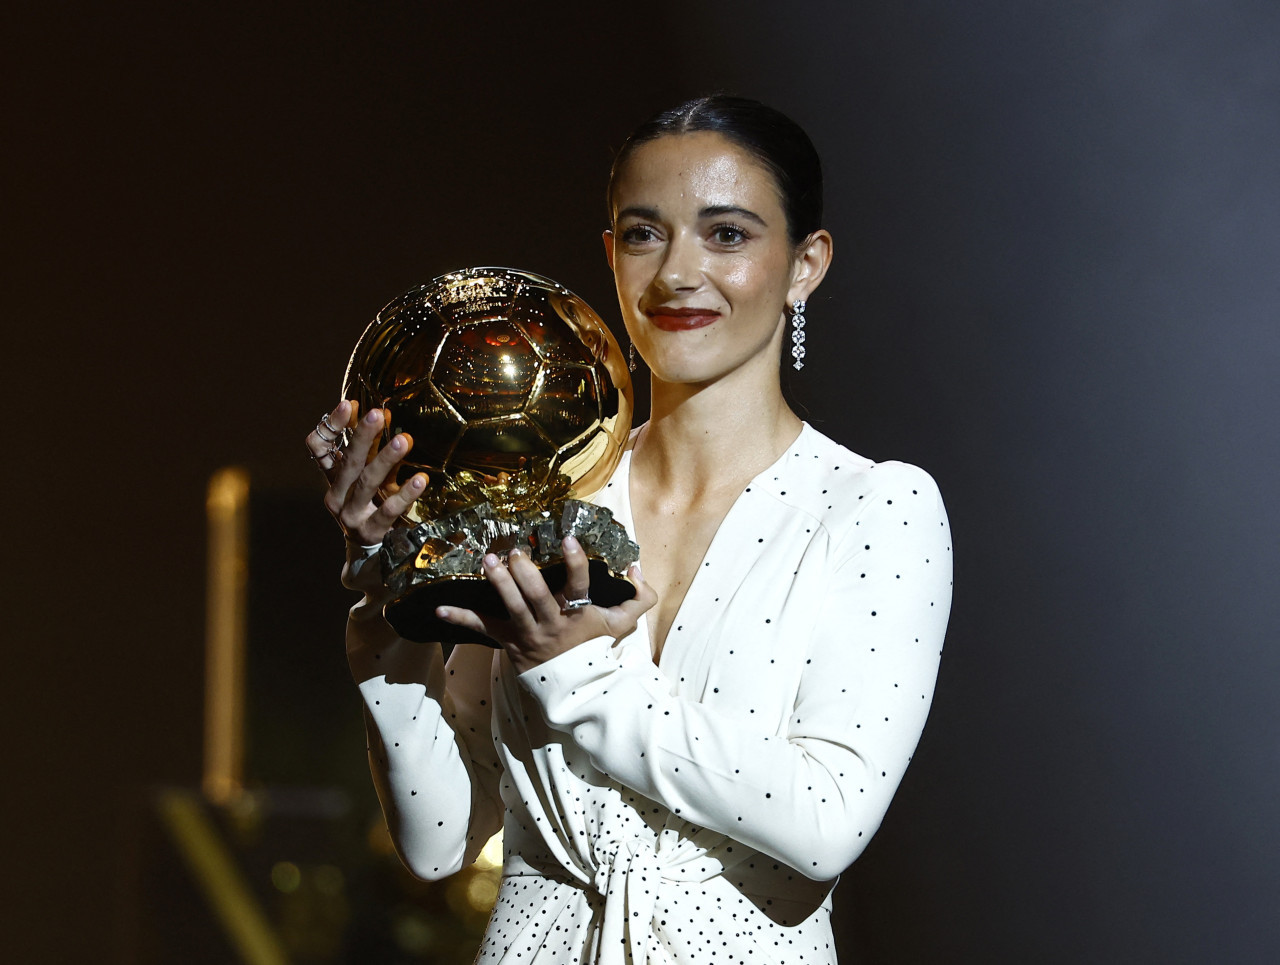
[645,307,721,331]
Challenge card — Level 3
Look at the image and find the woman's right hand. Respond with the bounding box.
[306,400,427,546]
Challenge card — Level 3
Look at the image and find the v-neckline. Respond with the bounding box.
[615,423,811,669]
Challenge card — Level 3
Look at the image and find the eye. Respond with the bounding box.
[619,224,659,245]
[710,223,749,246]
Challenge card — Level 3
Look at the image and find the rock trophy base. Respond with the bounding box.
[381,499,639,646]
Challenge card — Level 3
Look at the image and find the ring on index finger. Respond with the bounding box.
[561,596,592,613]
[314,414,338,443]
[309,440,344,462]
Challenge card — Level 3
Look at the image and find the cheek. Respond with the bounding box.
[723,255,789,302]
[614,261,652,316]
[614,259,643,292]
[722,260,751,291]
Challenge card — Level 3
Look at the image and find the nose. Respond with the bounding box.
[654,230,701,295]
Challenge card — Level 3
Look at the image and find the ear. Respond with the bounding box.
[787,229,834,305]
[602,229,616,272]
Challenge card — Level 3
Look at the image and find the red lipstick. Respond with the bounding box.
[645,307,721,331]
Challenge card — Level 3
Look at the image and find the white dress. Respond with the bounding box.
[345,424,953,964]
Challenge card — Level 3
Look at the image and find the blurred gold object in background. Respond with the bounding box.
[174,472,503,964]
[204,467,250,806]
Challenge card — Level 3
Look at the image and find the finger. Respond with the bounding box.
[305,401,343,447]
[338,436,419,542]
[435,605,493,636]
[342,402,361,431]
[342,472,427,545]
[348,430,412,510]
[333,406,385,484]
[559,536,591,604]
[506,549,562,623]
[615,563,657,618]
[483,553,538,631]
[307,400,355,475]
[325,407,385,514]
[367,472,427,527]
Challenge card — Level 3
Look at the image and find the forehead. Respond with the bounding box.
[612,131,783,215]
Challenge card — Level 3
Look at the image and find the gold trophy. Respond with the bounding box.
[342,267,637,645]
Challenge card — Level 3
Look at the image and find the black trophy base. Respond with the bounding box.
[383,558,636,646]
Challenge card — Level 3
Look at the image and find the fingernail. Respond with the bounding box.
[390,435,404,451]
[436,606,450,619]
[563,536,580,552]
[508,548,523,560]
[365,409,380,425]
[632,562,644,581]
[484,553,500,568]
[409,475,425,489]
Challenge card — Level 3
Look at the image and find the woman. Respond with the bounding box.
[307,96,952,964]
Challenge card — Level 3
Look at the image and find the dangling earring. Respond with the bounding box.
[628,339,637,373]
[790,299,807,370]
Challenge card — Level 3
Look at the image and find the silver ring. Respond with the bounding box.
[561,596,592,612]
[314,415,338,443]
[310,441,344,462]
[320,413,339,433]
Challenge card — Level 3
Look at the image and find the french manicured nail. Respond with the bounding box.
[509,548,523,560]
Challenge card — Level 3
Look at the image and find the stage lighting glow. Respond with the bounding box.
[270,860,302,894]
[474,830,504,871]
[313,864,345,897]
[466,873,500,909]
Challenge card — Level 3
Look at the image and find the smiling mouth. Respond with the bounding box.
[645,307,722,331]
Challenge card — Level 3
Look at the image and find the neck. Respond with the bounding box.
[633,356,802,498]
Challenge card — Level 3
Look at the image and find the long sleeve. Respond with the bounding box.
[344,542,504,880]
[518,461,952,881]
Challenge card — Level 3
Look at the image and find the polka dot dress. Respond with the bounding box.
[348,423,953,964]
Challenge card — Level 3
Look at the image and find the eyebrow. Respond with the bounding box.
[614,204,770,227]
[615,205,660,223]
[701,204,768,227]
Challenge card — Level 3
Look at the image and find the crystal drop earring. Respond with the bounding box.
[790,299,807,370]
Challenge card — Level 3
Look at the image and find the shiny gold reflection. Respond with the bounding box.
[343,268,633,522]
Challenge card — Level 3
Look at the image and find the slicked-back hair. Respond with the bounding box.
[607,95,824,248]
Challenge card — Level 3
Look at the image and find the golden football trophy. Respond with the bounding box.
[343,267,637,645]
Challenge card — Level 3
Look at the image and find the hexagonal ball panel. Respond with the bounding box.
[433,321,541,420]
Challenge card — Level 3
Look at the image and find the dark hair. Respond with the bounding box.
[607,95,824,247]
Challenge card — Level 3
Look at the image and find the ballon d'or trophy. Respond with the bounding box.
[343,267,637,645]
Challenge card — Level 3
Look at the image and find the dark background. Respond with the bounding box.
[5,0,1278,961]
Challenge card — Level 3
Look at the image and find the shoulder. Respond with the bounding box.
[765,424,945,533]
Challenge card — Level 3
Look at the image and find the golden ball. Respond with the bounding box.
[343,267,633,520]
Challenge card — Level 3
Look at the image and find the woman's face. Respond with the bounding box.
[604,131,818,387]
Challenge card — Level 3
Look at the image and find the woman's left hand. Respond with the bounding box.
[436,536,656,674]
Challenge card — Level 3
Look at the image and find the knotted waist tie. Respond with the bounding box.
[590,839,703,965]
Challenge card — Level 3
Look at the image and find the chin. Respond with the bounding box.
[640,345,714,384]
[649,360,740,388]
[655,344,784,389]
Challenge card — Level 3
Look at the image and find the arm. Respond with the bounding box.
[345,542,504,880]
[307,401,503,881]
[520,465,952,881]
